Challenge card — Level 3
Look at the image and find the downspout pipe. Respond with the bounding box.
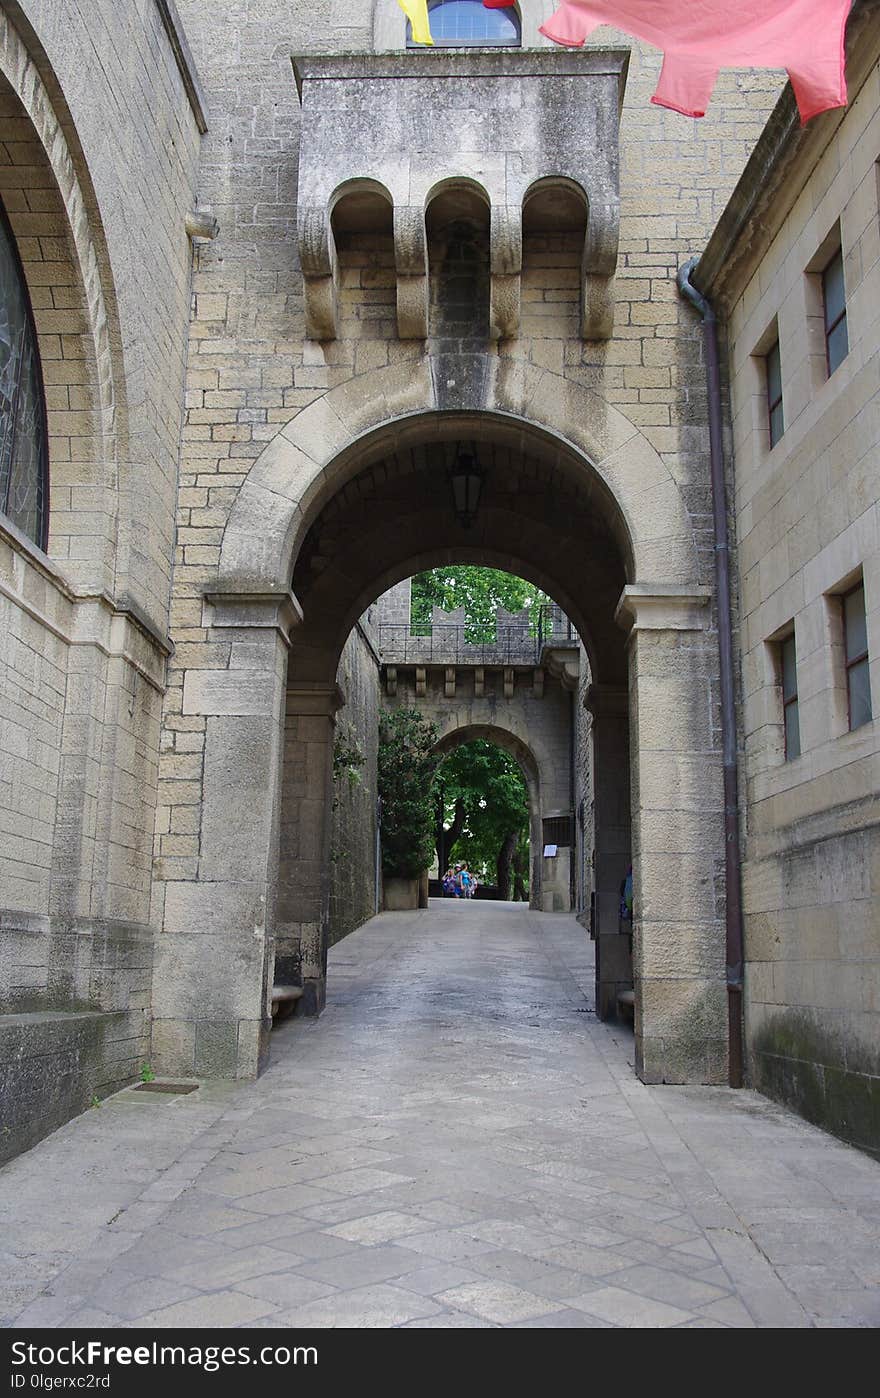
[677,256,744,1090]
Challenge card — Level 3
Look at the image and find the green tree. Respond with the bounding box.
[433,741,530,899]
[378,708,438,879]
[411,566,552,642]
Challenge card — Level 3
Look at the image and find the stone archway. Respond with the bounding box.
[424,707,562,912]
[0,10,121,587]
[431,723,542,908]
[217,354,697,594]
[155,359,724,1088]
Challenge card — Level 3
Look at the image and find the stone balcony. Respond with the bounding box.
[292,48,629,341]
[378,603,580,697]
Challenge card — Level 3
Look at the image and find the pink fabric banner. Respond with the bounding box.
[483,0,853,123]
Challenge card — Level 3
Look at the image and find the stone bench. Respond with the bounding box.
[271,985,304,1022]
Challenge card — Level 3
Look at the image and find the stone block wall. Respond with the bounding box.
[150,0,788,1087]
[0,0,203,1158]
[706,40,880,1153]
[328,621,381,947]
[0,522,163,1160]
[14,0,205,625]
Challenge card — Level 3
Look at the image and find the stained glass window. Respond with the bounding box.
[0,205,48,548]
[407,1,521,46]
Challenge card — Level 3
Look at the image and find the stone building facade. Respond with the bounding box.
[0,0,876,1160]
[694,11,880,1154]
[0,0,204,1160]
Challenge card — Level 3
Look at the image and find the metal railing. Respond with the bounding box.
[377,605,577,666]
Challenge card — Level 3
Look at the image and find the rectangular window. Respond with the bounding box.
[822,248,848,375]
[766,338,784,447]
[843,583,872,729]
[542,815,573,848]
[781,632,800,759]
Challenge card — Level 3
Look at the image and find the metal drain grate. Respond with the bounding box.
[132,1081,199,1095]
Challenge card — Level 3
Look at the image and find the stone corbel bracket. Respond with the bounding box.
[615,584,712,634]
[581,194,620,341]
[203,588,304,647]
[490,205,522,341]
[298,206,338,341]
[542,645,581,691]
[394,205,428,340]
[186,208,219,242]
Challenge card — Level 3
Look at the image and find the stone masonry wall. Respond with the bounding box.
[152,0,788,1084]
[163,0,786,859]
[328,619,381,948]
[719,64,880,1154]
[0,0,203,1160]
[575,641,594,924]
[14,0,204,627]
[170,0,785,566]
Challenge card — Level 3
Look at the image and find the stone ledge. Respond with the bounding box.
[292,49,631,88]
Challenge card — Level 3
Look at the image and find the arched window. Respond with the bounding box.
[407,1,522,47]
[0,205,48,548]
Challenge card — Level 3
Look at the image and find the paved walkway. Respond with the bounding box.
[2,902,879,1329]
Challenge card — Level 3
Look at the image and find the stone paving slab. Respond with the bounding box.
[2,902,879,1328]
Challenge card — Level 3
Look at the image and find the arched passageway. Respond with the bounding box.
[157,358,724,1088]
[430,725,540,908]
[274,422,632,1027]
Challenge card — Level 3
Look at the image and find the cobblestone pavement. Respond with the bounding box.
[2,903,879,1329]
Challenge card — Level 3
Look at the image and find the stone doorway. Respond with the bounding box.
[153,363,723,1089]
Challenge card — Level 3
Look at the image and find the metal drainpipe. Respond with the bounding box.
[677,257,744,1089]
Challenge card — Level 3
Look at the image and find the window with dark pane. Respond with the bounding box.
[766,338,783,447]
[822,248,848,376]
[406,1,521,46]
[542,815,573,848]
[0,205,48,548]
[781,631,800,759]
[843,583,872,730]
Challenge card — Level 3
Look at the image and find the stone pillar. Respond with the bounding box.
[151,591,299,1080]
[615,585,727,1085]
[541,844,572,912]
[277,681,344,1016]
[585,683,631,1020]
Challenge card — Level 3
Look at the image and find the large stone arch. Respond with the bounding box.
[217,355,701,599]
[0,8,122,592]
[431,720,543,908]
[163,358,724,1090]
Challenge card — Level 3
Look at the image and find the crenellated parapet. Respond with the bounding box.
[292,49,628,343]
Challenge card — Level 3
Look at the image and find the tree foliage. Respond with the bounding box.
[432,741,530,898]
[411,566,551,642]
[378,708,438,879]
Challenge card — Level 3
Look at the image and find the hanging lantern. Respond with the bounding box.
[448,449,484,528]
